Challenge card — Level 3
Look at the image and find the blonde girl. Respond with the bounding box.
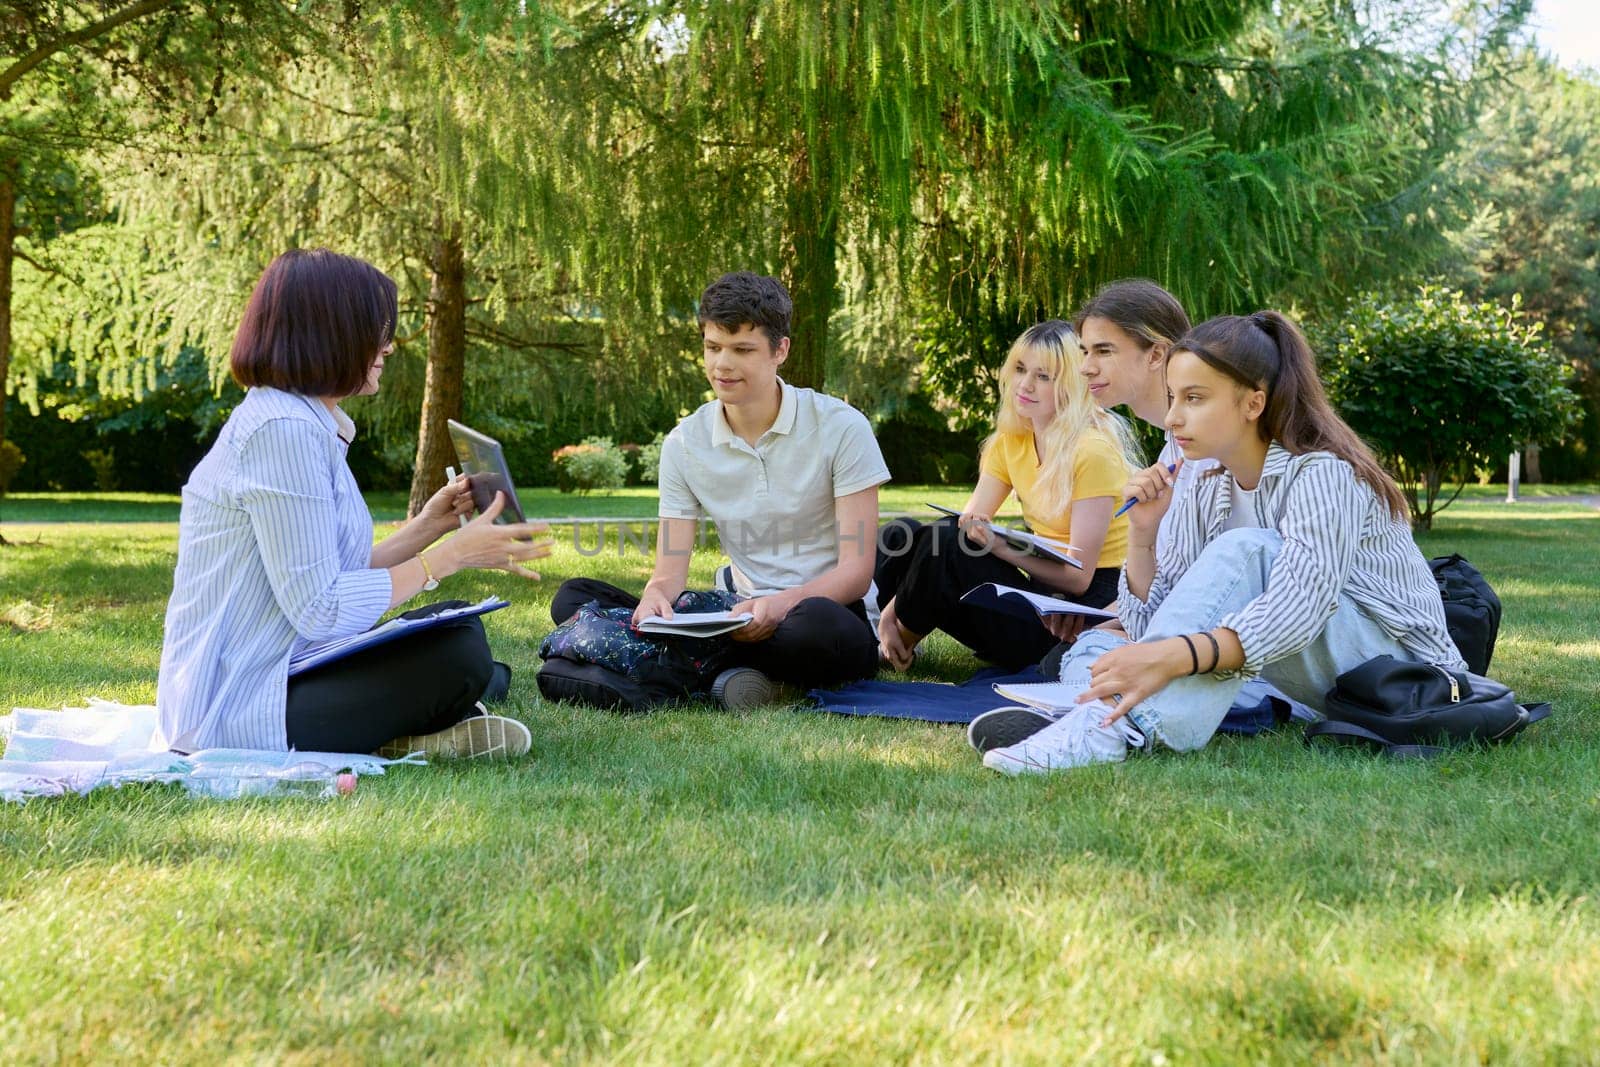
[874,319,1141,670]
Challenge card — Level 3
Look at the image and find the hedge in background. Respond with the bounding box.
[1320,285,1581,529]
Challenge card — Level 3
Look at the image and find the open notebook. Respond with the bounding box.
[635,611,753,638]
[989,680,1081,712]
[925,504,1081,567]
[960,583,1118,625]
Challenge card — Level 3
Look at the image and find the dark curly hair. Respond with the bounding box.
[697,271,792,347]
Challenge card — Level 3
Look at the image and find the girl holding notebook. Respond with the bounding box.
[873,320,1142,671]
[980,311,1464,774]
[1033,278,1197,655]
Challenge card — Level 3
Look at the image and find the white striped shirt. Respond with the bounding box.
[1119,443,1465,676]
[155,387,393,752]
[1155,435,1213,557]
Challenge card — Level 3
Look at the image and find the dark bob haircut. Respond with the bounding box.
[697,271,792,347]
[230,248,398,397]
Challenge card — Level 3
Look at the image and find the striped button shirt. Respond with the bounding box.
[1118,443,1465,676]
[155,388,393,752]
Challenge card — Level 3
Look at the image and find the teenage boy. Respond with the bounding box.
[550,272,889,707]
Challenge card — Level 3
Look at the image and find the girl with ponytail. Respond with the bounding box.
[980,310,1464,775]
[968,280,1311,755]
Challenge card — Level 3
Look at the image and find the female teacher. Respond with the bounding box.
[156,249,550,759]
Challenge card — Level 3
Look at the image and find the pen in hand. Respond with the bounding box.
[1113,463,1178,518]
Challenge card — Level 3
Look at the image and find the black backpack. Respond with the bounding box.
[536,655,709,714]
[535,597,735,714]
[1429,554,1501,675]
[1305,655,1550,758]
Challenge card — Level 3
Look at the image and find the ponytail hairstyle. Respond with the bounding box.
[1171,311,1408,520]
[1073,278,1192,354]
[985,319,1142,519]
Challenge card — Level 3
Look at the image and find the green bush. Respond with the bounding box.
[0,439,24,497]
[1319,285,1582,529]
[634,432,667,484]
[81,447,119,492]
[872,393,985,485]
[552,436,629,494]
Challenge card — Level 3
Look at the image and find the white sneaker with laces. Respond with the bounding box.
[377,703,532,760]
[966,705,1064,753]
[981,700,1145,775]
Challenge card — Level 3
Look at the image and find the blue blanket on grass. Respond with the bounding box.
[804,666,1285,735]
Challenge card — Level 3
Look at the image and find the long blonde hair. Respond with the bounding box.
[983,319,1142,520]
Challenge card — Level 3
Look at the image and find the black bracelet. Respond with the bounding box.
[1198,630,1221,673]
[1178,633,1200,676]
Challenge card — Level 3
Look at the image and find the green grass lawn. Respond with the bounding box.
[0,483,1026,525]
[6,479,1594,525]
[1,491,1597,1062]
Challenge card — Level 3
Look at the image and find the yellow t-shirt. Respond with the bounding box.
[979,429,1130,569]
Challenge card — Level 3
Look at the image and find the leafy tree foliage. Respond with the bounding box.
[0,0,326,538]
[30,7,690,514]
[1442,56,1600,477]
[460,0,1526,412]
[1319,284,1580,529]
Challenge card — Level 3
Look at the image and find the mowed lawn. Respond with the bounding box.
[1,489,1597,1063]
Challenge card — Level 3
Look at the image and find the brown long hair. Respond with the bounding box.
[1172,311,1407,520]
[1073,278,1191,351]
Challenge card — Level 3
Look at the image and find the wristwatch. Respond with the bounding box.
[418,550,440,591]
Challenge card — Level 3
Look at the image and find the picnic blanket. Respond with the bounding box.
[805,668,1310,734]
[0,699,419,803]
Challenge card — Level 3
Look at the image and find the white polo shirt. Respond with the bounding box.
[657,380,891,598]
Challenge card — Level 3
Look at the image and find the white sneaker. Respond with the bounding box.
[377,704,532,760]
[966,705,1063,753]
[981,700,1145,775]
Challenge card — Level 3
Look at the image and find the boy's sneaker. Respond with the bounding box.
[377,704,532,760]
[966,705,1062,753]
[710,667,795,710]
[981,701,1145,776]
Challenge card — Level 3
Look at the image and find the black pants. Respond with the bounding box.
[285,600,495,752]
[552,577,879,689]
[873,517,1120,670]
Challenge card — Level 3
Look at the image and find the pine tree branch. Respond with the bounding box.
[11,246,65,279]
[0,0,180,101]
[269,79,393,122]
[465,318,588,354]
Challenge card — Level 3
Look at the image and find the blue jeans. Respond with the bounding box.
[1059,529,1411,752]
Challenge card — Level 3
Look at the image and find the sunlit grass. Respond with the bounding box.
[1,494,1597,1061]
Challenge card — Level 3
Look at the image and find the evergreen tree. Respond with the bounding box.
[52,8,672,515]
[0,0,322,538]
[454,0,1528,398]
[1442,56,1600,477]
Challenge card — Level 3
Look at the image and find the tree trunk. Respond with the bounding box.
[782,136,838,391]
[0,174,14,451]
[1523,442,1541,483]
[408,225,466,518]
[0,173,14,542]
